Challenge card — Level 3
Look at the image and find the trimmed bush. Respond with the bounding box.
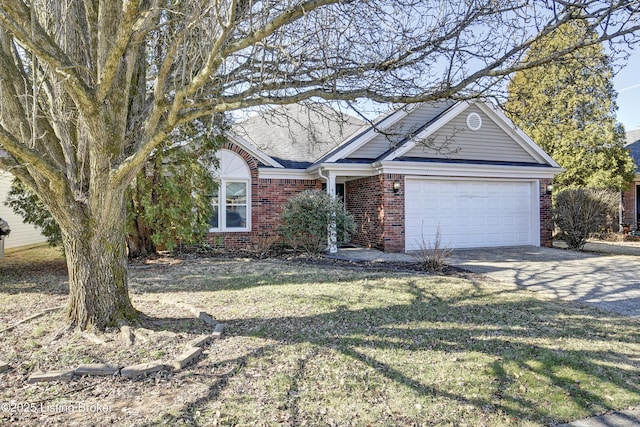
[279,190,355,254]
[554,188,618,249]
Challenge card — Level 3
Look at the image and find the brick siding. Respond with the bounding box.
[208,143,322,248]
[346,176,384,250]
[380,174,405,252]
[539,178,553,247]
[621,181,638,228]
[254,177,322,237]
[345,174,405,252]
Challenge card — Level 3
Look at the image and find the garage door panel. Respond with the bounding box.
[405,179,536,250]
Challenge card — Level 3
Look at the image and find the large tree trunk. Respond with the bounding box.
[61,199,139,330]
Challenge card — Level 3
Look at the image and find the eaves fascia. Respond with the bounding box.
[374,160,564,179]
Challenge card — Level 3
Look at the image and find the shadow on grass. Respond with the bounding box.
[1,257,342,296]
[143,282,640,425]
[3,252,640,424]
[0,259,69,294]
[129,260,370,294]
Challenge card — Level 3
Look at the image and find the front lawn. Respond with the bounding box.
[1,246,639,426]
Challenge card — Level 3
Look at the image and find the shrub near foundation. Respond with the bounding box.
[279,190,355,254]
[554,188,618,249]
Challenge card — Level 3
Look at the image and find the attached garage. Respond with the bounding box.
[223,99,561,253]
[405,178,539,250]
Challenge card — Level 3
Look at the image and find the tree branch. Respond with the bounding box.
[95,0,142,101]
[0,124,63,189]
[0,0,98,118]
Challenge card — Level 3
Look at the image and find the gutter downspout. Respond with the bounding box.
[318,168,338,254]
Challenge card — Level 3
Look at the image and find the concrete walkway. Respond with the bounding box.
[331,247,417,263]
[556,408,640,427]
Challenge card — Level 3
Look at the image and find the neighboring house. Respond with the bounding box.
[621,129,640,229]
[212,100,561,252]
[0,168,47,251]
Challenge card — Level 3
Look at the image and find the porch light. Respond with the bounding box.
[546,184,553,195]
[393,181,401,193]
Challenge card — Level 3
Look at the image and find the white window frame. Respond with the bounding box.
[209,150,252,232]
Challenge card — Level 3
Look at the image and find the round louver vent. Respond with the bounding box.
[466,112,482,131]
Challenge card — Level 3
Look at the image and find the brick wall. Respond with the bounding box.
[539,178,553,247]
[621,181,638,228]
[345,174,405,252]
[380,174,405,252]
[346,176,384,250]
[254,178,322,237]
[208,143,322,248]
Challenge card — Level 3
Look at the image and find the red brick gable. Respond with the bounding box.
[208,143,322,249]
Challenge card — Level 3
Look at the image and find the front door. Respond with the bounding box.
[322,182,345,204]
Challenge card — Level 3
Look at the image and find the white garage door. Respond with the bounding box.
[405,179,538,250]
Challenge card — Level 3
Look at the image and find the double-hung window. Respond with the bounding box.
[209,150,251,232]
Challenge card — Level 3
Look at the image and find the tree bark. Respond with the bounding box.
[62,200,138,330]
[126,184,156,258]
[126,217,155,258]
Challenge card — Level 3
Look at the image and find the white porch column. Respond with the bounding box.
[326,173,338,254]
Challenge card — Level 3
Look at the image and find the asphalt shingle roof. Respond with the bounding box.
[626,128,640,146]
[231,103,365,167]
[626,130,640,173]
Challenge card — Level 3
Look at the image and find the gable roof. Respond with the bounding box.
[231,100,560,176]
[315,100,458,164]
[379,100,559,167]
[625,130,640,174]
[626,128,640,146]
[373,101,463,162]
[229,103,365,168]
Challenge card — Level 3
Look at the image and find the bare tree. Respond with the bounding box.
[0,0,638,330]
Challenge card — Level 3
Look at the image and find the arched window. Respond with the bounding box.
[209,149,251,231]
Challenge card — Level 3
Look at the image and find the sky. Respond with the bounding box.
[614,48,640,132]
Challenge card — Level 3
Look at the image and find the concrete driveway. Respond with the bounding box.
[449,246,640,317]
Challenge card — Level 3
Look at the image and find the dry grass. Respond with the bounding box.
[1,246,640,426]
[414,225,453,271]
